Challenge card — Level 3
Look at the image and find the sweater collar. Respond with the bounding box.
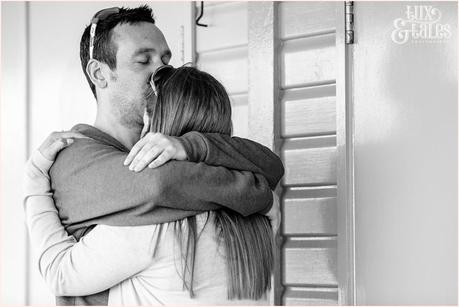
[71,123,129,152]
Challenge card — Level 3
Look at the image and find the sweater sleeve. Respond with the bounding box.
[50,139,273,232]
[24,150,157,296]
[180,132,285,190]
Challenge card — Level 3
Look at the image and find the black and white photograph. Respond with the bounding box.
[1,1,457,305]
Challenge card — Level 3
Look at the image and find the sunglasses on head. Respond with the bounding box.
[89,7,120,60]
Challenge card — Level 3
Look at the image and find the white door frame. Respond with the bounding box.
[336,1,356,305]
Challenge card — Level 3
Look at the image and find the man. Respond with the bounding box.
[38,5,283,305]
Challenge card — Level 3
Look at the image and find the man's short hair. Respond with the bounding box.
[80,5,155,99]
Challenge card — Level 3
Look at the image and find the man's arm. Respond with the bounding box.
[126,132,284,190]
[50,138,273,232]
[180,132,284,190]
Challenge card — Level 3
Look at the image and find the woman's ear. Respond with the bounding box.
[86,59,108,89]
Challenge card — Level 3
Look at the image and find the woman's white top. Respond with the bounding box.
[24,150,269,305]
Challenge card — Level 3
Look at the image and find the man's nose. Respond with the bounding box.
[151,55,168,68]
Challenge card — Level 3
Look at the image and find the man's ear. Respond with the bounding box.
[86,59,108,89]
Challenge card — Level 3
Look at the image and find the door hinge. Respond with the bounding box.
[345,1,354,44]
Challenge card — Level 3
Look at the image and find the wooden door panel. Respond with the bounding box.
[281,34,336,88]
[282,136,337,186]
[279,1,336,39]
[281,85,336,138]
[283,187,337,235]
[283,287,338,305]
[282,238,338,286]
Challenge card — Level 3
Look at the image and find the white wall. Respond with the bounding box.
[353,2,457,304]
[1,2,28,305]
[195,2,249,138]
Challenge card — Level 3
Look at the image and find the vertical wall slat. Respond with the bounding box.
[247,2,280,150]
[278,2,339,305]
[247,2,282,304]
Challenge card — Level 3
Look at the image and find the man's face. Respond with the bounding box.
[106,22,171,129]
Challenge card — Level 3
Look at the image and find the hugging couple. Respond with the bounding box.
[24,5,284,306]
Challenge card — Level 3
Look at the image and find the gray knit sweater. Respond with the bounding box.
[49,124,284,305]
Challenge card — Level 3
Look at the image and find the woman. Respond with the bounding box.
[24,66,276,305]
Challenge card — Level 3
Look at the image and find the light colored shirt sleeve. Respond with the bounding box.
[24,150,158,296]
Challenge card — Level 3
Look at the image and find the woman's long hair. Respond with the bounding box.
[149,66,274,300]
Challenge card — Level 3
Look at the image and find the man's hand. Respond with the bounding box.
[124,132,188,172]
[265,191,281,235]
[38,131,88,161]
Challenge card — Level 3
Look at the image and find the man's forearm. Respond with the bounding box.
[180,132,284,190]
[51,139,273,233]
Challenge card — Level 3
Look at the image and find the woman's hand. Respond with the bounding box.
[124,132,188,172]
[38,131,89,161]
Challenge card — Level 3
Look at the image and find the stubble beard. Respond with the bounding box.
[110,73,155,132]
[111,93,144,131]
